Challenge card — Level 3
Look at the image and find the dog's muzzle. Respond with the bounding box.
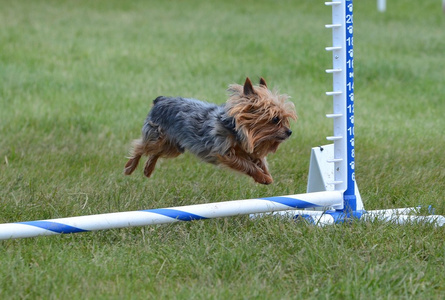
[286,129,292,137]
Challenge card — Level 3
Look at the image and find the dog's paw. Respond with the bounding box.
[254,173,273,185]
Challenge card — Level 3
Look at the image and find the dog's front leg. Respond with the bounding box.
[253,157,271,177]
[218,154,273,185]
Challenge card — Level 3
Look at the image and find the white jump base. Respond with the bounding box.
[266,208,445,227]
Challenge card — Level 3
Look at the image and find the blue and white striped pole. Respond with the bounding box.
[0,191,343,240]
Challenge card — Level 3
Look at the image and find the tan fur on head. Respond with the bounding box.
[226,77,297,155]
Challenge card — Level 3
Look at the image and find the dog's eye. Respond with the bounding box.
[272,117,281,124]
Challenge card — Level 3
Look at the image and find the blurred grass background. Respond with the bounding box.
[1,0,444,298]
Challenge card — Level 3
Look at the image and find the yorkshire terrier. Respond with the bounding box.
[124,77,297,184]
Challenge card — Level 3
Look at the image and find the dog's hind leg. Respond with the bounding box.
[124,121,162,176]
[125,119,184,178]
[144,155,159,178]
[124,156,141,175]
[124,138,146,175]
[125,138,164,176]
[143,141,182,178]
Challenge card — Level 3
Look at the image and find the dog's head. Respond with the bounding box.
[226,77,297,156]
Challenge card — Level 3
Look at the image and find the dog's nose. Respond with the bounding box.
[286,129,292,137]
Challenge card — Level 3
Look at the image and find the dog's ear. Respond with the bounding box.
[259,77,267,88]
[243,77,256,96]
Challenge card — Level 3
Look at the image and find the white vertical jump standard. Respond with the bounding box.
[312,0,444,226]
[324,0,358,211]
[262,0,445,226]
[0,1,443,240]
[268,0,364,224]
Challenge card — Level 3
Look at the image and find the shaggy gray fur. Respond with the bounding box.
[142,96,238,164]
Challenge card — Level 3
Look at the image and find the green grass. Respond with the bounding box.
[1,0,445,298]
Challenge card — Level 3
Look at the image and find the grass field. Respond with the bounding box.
[1,0,445,298]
